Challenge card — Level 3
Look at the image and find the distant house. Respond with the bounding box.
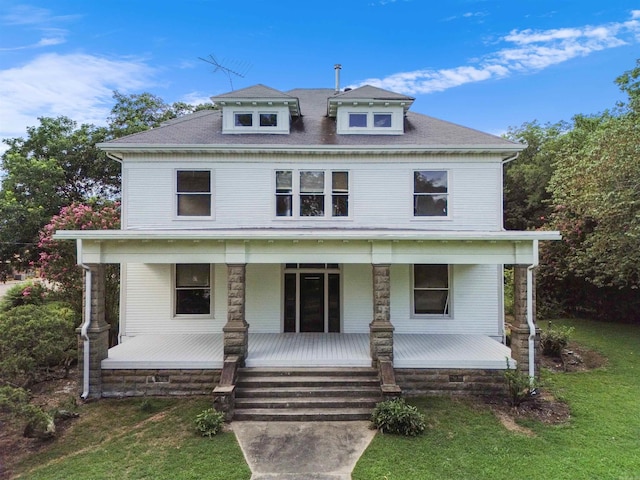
[56,73,559,411]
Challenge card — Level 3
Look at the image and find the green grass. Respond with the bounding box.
[353,318,640,480]
[12,398,251,480]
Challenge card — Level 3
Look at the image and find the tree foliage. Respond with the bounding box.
[38,201,121,337]
[536,61,640,322]
[0,303,77,388]
[0,117,117,278]
[503,121,569,230]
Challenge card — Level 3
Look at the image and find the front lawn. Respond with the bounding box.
[353,318,640,479]
[10,398,251,480]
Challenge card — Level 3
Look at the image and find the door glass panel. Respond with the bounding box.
[328,274,340,333]
[300,274,324,332]
[284,273,296,332]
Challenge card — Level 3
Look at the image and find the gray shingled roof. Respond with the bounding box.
[211,84,298,100]
[331,85,414,101]
[100,86,521,153]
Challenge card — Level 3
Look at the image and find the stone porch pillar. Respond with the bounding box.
[510,265,540,378]
[370,264,394,367]
[223,264,249,366]
[77,263,110,399]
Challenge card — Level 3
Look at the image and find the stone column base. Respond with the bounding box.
[76,323,110,399]
[370,322,394,367]
[223,322,249,366]
[510,324,540,377]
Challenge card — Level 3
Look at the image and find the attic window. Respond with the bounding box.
[234,113,253,127]
[374,113,392,128]
[260,113,278,127]
[349,113,367,127]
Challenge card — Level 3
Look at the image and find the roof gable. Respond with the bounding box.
[211,84,300,116]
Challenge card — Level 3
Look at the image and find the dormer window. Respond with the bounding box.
[234,113,253,127]
[374,113,392,127]
[260,113,278,127]
[221,106,290,134]
[336,107,403,135]
[349,113,367,127]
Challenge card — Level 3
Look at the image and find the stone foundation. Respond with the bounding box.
[395,368,506,396]
[101,369,221,398]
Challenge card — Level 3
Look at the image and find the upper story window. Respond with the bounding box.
[234,113,253,127]
[276,170,349,218]
[336,107,403,135]
[413,264,450,316]
[175,264,211,316]
[349,113,368,128]
[176,170,211,217]
[260,113,278,127]
[225,109,288,133]
[374,113,392,127]
[414,170,448,217]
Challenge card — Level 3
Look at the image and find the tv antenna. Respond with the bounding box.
[198,54,251,91]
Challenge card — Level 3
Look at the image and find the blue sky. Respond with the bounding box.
[0,0,639,151]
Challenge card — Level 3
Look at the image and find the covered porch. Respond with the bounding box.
[101,333,515,370]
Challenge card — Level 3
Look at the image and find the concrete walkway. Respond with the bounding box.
[232,421,376,480]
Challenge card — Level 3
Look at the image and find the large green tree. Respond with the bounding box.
[0,117,115,279]
[503,120,569,230]
[0,92,212,279]
[538,62,640,321]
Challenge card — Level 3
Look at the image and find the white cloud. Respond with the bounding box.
[351,11,640,95]
[0,53,156,147]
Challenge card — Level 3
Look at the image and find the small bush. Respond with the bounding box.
[0,303,77,387]
[541,322,574,357]
[504,360,537,406]
[0,280,51,312]
[195,408,225,437]
[0,386,55,438]
[371,398,426,436]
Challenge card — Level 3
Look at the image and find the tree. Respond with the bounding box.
[108,91,213,138]
[503,121,569,230]
[37,201,121,340]
[0,117,117,279]
[538,60,640,322]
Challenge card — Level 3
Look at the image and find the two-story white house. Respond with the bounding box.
[56,79,559,415]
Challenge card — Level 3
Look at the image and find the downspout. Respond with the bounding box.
[105,152,123,164]
[501,151,520,165]
[527,239,539,386]
[77,239,92,400]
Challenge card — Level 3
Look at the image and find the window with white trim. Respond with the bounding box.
[176,170,211,217]
[276,170,349,218]
[413,264,450,315]
[175,264,211,315]
[414,170,448,217]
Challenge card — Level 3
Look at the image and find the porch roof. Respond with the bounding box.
[101,333,515,370]
[56,228,559,265]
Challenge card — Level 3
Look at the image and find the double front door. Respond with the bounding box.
[283,264,340,333]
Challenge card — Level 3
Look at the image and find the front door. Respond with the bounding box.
[283,264,340,333]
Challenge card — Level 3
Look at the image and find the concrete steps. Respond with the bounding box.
[233,367,382,421]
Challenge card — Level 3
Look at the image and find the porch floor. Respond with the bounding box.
[102,333,514,370]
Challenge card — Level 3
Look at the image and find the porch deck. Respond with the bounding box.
[102,333,514,370]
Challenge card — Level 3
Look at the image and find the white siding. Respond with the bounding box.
[123,154,503,231]
[390,264,501,336]
[246,264,281,332]
[342,264,372,333]
[121,263,227,337]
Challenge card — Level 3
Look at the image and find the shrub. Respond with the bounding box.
[504,360,537,406]
[0,280,51,312]
[371,398,426,436]
[195,408,225,437]
[0,303,77,387]
[541,322,575,357]
[0,385,55,438]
